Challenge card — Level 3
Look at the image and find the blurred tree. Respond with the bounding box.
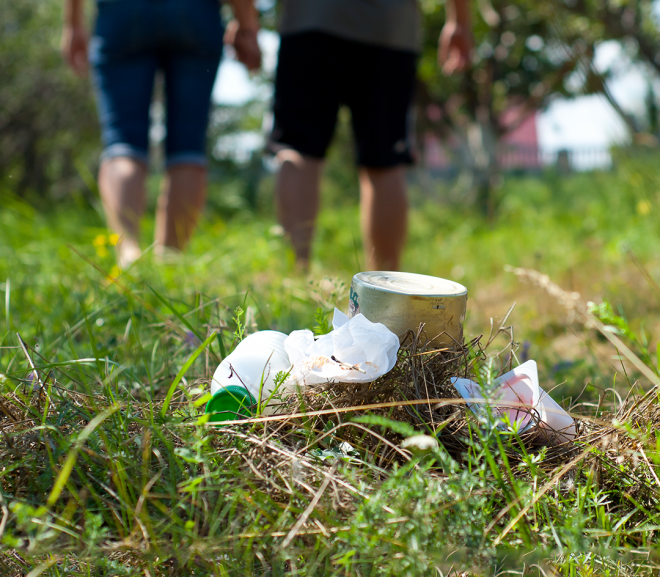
[200,0,281,215]
[417,0,660,212]
[645,81,658,135]
[0,0,99,203]
[579,0,660,76]
[206,100,270,214]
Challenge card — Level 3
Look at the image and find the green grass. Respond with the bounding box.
[2,153,660,575]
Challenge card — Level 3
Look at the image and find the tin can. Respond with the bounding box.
[348,271,468,346]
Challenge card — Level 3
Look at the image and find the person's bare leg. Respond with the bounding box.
[98,156,148,268]
[155,163,207,253]
[359,165,408,271]
[275,150,324,269]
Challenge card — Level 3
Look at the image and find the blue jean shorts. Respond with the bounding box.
[89,0,223,167]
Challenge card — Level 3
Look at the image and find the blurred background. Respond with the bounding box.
[4,0,660,213]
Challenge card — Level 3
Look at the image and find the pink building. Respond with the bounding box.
[423,105,541,172]
[499,106,541,169]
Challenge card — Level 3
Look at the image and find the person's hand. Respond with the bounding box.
[61,24,89,77]
[438,21,473,75]
[224,19,261,72]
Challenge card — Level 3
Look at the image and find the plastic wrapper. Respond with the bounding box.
[284,308,399,386]
[451,360,576,443]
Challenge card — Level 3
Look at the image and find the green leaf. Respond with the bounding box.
[313,306,332,336]
[161,331,217,417]
[174,448,204,465]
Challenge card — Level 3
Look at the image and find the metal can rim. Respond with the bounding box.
[353,271,467,298]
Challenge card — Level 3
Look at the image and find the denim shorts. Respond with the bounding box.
[89,0,223,167]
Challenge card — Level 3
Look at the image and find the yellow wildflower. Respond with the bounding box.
[93,234,107,247]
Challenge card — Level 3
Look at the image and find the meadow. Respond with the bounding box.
[1,150,660,575]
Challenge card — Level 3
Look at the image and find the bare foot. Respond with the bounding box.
[117,239,141,269]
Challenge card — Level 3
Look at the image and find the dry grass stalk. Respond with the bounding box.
[506,265,660,510]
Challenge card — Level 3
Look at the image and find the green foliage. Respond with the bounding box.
[0,0,99,202]
[312,307,332,337]
[588,300,658,375]
[588,301,636,341]
[232,305,247,343]
[206,102,269,214]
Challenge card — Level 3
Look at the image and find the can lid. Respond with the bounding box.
[353,271,467,297]
[205,386,257,423]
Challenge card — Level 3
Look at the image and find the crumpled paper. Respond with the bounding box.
[284,308,399,386]
[451,360,576,443]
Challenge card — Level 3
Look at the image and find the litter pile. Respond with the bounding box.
[206,271,579,468]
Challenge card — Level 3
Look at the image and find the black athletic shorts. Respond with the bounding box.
[268,31,417,168]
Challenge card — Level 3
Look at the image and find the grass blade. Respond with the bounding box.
[147,283,203,342]
[161,330,217,417]
[47,403,120,507]
[26,557,59,577]
[148,282,221,362]
[4,278,9,334]
[78,297,105,377]
[216,330,227,359]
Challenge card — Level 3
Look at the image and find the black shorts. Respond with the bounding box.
[268,31,417,168]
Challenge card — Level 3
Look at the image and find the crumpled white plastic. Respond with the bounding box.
[284,308,399,386]
[451,360,576,443]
